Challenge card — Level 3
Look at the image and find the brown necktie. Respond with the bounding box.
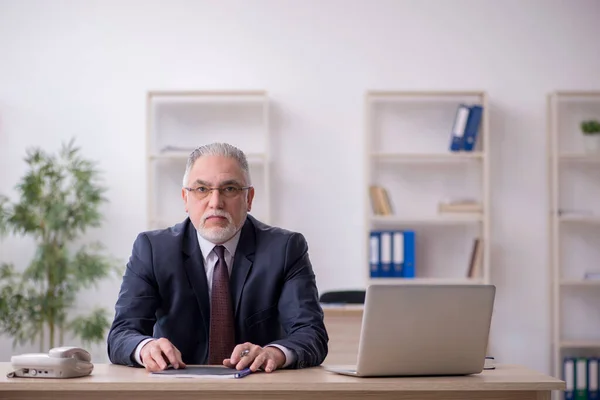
[208,245,236,364]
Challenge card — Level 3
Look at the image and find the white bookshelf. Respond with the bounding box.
[364,90,491,285]
[146,90,271,230]
[548,90,600,379]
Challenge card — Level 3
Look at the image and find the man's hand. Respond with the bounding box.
[223,342,285,373]
[140,338,186,372]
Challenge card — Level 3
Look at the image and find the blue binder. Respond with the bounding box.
[369,231,380,278]
[564,357,574,400]
[462,105,483,151]
[589,358,599,400]
[449,104,470,152]
[392,231,404,278]
[403,230,415,278]
[576,357,588,400]
[380,231,393,277]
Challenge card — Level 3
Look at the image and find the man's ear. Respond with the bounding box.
[246,187,255,211]
[181,187,188,213]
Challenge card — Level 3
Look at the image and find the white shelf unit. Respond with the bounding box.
[364,90,491,285]
[548,91,600,379]
[146,90,271,230]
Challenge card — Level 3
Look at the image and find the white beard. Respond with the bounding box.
[197,209,245,243]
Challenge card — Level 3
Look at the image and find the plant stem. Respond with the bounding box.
[47,251,55,350]
[43,221,56,350]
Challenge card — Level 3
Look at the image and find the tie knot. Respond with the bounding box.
[214,245,226,261]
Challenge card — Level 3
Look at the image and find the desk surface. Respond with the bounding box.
[322,304,364,317]
[0,363,564,392]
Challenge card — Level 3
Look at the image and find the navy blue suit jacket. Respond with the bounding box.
[107,215,328,369]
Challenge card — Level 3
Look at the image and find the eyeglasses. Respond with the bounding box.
[184,185,252,199]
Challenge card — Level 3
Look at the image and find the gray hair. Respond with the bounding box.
[182,143,251,187]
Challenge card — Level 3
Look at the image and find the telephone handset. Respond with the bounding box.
[8,346,94,378]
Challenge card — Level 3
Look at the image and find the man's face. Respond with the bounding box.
[182,155,254,244]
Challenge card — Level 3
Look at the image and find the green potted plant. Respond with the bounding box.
[581,119,600,153]
[0,139,121,352]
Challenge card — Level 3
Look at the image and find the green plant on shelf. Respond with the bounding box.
[581,119,600,135]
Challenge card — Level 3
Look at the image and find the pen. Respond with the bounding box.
[234,368,253,378]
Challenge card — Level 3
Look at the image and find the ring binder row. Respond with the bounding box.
[563,357,599,400]
[449,104,483,152]
[369,230,415,278]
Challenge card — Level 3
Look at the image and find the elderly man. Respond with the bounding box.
[107,142,328,373]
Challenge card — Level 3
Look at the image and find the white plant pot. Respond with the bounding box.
[583,134,600,153]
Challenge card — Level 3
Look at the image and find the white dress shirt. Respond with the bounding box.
[134,229,295,368]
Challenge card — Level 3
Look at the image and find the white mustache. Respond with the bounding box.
[202,210,233,224]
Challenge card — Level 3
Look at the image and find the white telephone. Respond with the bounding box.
[8,346,94,378]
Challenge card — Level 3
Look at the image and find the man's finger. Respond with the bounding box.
[174,348,186,369]
[228,344,246,365]
[144,356,158,372]
[150,345,167,370]
[236,346,261,370]
[250,344,262,355]
[237,344,263,370]
[159,342,180,368]
[235,353,254,370]
[145,352,161,372]
[249,353,266,372]
[264,358,277,373]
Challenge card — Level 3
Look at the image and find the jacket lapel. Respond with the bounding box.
[230,217,255,318]
[181,220,210,331]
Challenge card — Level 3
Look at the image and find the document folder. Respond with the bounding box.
[151,366,252,379]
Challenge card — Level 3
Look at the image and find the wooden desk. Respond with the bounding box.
[322,304,363,365]
[0,363,565,400]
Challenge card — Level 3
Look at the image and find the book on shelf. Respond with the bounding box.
[584,272,600,281]
[448,104,483,152]
[558,209,596,217]
[466,238,483,278]
[369,185,393,215]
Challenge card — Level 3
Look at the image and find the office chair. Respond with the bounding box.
[319,290,366,304]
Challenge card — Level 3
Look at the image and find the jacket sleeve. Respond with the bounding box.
[269,233,329,368]
[107,233,160,366]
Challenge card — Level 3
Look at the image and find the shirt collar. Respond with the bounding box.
[196,227,242,262]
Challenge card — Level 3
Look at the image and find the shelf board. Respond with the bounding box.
[149,151,190,160]
[366,91,485,103]
[558,154,600,163]
[371,215,482,225]
[560,340,600,349]
[371,152,483,162]
[554,92,600,103]
[149,151,267,165]
[559,215,600,224]
[149,90,266,96]
[148,90,268,104]
[560,280,600,287]
[554,91,600,97]
[368,277,484,285]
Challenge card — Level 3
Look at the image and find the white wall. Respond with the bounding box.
[1,0,599,374]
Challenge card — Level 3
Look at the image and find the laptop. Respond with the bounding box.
[324,283,496,377]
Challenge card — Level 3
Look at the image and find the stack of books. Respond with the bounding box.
[438,199,483,214]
